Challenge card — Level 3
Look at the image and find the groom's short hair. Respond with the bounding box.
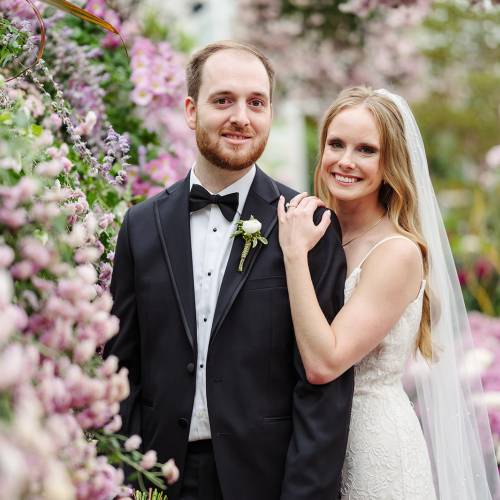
[186,40,275,103]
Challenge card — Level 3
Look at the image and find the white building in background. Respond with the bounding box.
[144,0,309,191]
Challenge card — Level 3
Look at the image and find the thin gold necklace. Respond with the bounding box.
[342,213,386,248]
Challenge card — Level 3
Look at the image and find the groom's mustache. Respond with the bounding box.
[220,126,255,138]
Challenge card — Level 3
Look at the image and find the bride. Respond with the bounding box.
[277,86,499,499]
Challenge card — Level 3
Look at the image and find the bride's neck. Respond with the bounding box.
[336,199,386,237]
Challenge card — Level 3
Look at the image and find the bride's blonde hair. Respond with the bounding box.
[314,86,432,360]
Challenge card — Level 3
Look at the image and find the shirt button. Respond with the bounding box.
[203,317,207,322]
[212,227,217,232]
[208,272,212,276]
[200,364,204,369]
[186,362,195,374]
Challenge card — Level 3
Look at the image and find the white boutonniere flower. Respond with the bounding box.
[232,215,268,272]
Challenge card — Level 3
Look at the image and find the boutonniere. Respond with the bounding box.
[232,216,268,272]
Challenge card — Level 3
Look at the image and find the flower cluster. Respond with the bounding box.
[0,60,177,497]
[128,37,194,195]
[467,312,500,468]
[0,168,131,498]
[236,0,430,111]
[129,150,186,198]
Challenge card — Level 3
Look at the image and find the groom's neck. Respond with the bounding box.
[194,156,253,193]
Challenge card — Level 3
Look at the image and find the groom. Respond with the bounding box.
[104,41,353,500]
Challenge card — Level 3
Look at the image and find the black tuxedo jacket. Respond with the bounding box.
[104,167,354,500]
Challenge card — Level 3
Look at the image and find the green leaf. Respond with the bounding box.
[31,124,44,137]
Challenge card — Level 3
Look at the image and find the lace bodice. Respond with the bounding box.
[344,266,425,392]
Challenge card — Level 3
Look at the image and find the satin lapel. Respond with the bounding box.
[154,175,197,352]
[209,167,280,347]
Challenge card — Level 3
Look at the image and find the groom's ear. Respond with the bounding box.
[184,96,197,131]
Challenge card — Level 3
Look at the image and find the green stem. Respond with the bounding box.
[238,239,252,272]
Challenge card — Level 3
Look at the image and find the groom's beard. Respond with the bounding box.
[195,122,268,171]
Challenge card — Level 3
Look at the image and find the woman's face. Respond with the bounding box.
[320,105,384,205]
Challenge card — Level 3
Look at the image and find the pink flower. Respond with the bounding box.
[103,414,122,434]
[0,246,15,268]
[15,177,40,202]
[75,247,101,264]
[31,202,61,224]
[107,368,130,402]
[98,213,114,230]
[139,450,157,470]
[0,207,28,229]
[99,355,118,377]
[0,343,29,390]
[124,434,141,451]
[35,159,63,177]
[20,237,53,269]
[74,338,97,364]
[42,113,63,131]
[10,260,36,280]
[75,111,98,136]
[84,0,106,17]
[131,86,153,107]
[76,264,98,285]
[162,458,180,485]
[99,262,113,288]
[38,375,72,413]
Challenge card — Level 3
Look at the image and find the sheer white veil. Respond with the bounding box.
[374,89,499,499]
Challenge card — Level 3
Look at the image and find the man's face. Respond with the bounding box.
[185,49,272,171]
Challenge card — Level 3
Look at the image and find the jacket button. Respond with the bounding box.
[178,418,189,428]
[186,362,195,374]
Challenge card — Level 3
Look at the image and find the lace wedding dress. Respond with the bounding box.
[340,236,436,500]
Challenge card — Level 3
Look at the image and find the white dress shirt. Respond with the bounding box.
[188,165,256,441]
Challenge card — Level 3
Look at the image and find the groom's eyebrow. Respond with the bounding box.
[207,89,270,100]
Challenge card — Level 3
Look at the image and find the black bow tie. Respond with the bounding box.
[189,184,239,222]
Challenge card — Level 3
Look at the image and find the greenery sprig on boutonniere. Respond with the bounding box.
[232,216,268,272]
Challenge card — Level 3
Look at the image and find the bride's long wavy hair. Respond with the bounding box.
[314,86,432,360]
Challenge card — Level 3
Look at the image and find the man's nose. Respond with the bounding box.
[230,102,250,128]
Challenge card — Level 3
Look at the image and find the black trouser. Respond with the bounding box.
[179,440,223,500]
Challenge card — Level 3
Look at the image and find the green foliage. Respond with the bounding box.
[134,489,166,500]
[409,1,500,314]
[413,1,500,180]
[0,18,28,68]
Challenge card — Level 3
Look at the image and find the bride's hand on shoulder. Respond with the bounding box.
[277,192,331,260]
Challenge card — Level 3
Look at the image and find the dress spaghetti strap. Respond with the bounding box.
[357,235,421,269]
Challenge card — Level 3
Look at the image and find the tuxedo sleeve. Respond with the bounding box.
[103,209,142,440]
[280,209,354,500]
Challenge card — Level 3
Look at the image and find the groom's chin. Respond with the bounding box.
[202,145,266,171]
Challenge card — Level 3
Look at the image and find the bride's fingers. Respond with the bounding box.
[300,196,324,212]
[277,195,287,223]
[289,192,308,208]
[316,209,332,235]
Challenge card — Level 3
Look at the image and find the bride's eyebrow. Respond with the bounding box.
[359,142,379,150]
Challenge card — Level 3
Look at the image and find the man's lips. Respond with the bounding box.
[221,132,253,145]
